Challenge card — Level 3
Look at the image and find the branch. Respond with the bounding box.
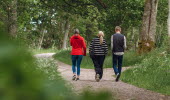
[96,0,107,9]
[0,0,9,9]
[40,0,62,9]
[63,0,77,7]
[63,0,94,8]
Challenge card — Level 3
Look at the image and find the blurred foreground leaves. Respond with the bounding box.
[0,28,113,100]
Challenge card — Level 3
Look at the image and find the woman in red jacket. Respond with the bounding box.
[70,29,86,81]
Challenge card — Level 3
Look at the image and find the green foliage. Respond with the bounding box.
[155,0,168,48]
[0,30,113,100]
[35,58,75,100]
[1,0,169,50]
[0,30,73,100]
[123,51,146,67]
[121,49,170,95]
[102,0,144,43]
[157,0,168,25]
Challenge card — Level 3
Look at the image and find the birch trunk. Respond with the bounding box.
[9,0,17,37]
[138,0,158,54]
[168,0,170,37]
[62,19,70,49]
[38,30,45,50]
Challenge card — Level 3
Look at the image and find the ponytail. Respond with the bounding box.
[100,35,103,45]
[98,31,104,45]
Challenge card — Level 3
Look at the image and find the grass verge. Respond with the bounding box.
[121,49,170,95]
[53,50,146,68]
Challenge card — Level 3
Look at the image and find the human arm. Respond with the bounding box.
[111,35,113,51]
[82,38,86,56]
[124,36,127,49]
[103,39,108,55]
[89,39,93,54]
[70,37,72,46]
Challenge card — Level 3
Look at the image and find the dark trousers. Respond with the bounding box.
[112,54,123,75]
[91,55,105,79]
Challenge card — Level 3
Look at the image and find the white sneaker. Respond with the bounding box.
[116,73,119,76]
[72,75,76,80]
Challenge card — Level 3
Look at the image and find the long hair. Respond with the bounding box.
[98,31,104,45]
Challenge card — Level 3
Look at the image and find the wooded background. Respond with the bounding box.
[0,0,169,53]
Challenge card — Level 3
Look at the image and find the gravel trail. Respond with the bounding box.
[35,53,170,100]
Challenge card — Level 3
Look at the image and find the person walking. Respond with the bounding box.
[89,31,108,82]
[111,26,127,82]
[70,29,86,81]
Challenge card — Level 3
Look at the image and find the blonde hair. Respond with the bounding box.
[115,26,121,32]
[98,31,104,45]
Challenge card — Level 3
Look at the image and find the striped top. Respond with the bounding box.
[89,37,108,55]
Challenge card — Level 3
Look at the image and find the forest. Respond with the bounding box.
[0,0,170,100]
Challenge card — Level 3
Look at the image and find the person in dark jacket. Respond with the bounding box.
[111,26,127,82]
[89,31,108,82]
[70,29,86,81]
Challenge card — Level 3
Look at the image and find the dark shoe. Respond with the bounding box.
[95,74,100,82]
[72,75,76,80]
[115,74,120,82]
[75,78,79,81]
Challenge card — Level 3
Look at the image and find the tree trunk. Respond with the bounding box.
[131,27,135,40]
[9,0,17,37]
[138,0,158,54]
[38,29,45,50]
[62,19,70,49]
[168,0,170,37]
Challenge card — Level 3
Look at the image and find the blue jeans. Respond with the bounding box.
[71,55,83,76]
[112,54,123,75]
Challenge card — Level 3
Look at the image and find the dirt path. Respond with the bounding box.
[34,53,55,58]
[35,53,170,100]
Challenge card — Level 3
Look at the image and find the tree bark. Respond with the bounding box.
[168,0,170,37]
[62,19,70,49]
[9,0,17,37]
[138,0,158,54]
[38,29,45,50]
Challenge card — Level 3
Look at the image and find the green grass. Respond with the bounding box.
[36,58,75,99]
[53,50,146,69]
[122,50,146,66]
[121,49,170,95]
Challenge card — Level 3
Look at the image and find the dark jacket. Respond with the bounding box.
[112,33,125,52]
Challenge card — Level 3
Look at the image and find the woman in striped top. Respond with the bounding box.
[89,31,108,82]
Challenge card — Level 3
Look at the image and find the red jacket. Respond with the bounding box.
[70,34,86,56]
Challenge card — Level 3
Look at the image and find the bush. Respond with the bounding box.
[0,30,73,100]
